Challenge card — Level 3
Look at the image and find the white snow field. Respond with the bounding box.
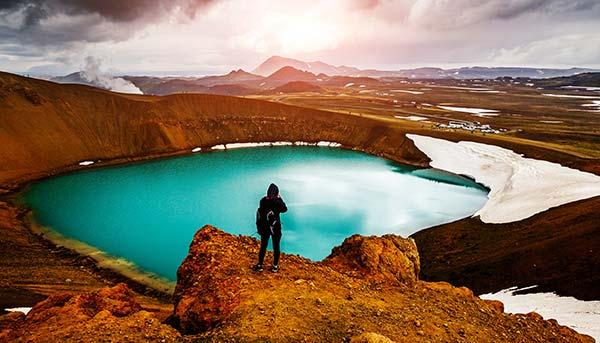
[5,307,32,315]
[437,105,499,117]
[407,134,600,224]
[390,90,424,94]
[394,115,428,121]
[481,287,600,341]
[210,141,342,150]
[582,100,600,111]
[542,93,600,99]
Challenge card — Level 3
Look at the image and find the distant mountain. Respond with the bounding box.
[252,56,599,79]
[253,56,360,77]
[440,67,598,80]
[132,78,210,95]
[272,81,324,93]
[532,72,600,88]
[368,66,599,79]
[51,71,142,94]
[194,69,263,87]
[51,72,95,86]
[123,69,264,95]
[49,62,600,97]
[50,69,263,96]
[265,66,320,81]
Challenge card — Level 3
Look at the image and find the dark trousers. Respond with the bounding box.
[258,232,281,266]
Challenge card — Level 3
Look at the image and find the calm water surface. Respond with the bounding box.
[25,147,488,280]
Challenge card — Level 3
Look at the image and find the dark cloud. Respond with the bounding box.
[409,0,600,29]
[0,0,216,69]
[1,0,215,25]
[0,0,215,43]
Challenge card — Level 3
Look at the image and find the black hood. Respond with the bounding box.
[267,183,279,198]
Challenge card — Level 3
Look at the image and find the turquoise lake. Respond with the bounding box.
[25,146,488,281]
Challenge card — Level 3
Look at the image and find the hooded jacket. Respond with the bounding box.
[256,183,288,235]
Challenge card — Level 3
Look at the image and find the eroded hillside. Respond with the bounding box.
[0,72,428,186]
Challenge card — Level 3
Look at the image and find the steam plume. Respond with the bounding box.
[81,56,142,94]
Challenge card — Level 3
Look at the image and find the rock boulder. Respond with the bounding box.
[323,234,420,284]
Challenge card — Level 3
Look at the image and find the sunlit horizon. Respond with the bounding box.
[2,0,600,76]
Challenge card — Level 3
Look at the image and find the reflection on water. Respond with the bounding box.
[26,146,488,280]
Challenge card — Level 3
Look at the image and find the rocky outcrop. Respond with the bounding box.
[169,225,593,342]
[171,226,421,335]
[0,284,180,342]
[170,226,257,333]
[323,234,420,285]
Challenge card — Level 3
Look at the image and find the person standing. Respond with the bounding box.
[254,183,287,272]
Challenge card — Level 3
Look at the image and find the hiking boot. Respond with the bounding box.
[270,265,279,273]
[253,264,264,272]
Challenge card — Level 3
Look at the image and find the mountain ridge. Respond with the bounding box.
[252,55,599,79]
[252,55,360,77]
[47,57,600,96]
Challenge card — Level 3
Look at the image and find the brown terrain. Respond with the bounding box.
[412,196,600,300]
[166,225,592,342]
[2,225,593,342]
[0,70,599,341]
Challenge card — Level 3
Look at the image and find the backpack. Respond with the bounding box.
[256,207,277,235]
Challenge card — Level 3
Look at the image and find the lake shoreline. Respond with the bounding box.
[0,139,431,305]
[22,144,488,286]
[0,190,175,304]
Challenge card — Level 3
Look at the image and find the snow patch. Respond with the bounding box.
[468,90,505,94]
[438,86,493,91]
[191,147,202,153]
[406,134,600,223]
[316,141,342,147]
[5,307,32,315]
[394,115,428,121]
[344,83,354,88]
[210,141,342,150]
[560,86,600,91]
[543,94,600,99]
[481,287,600,341]
[438,105,499,117]
[582,100,600,111]
[78,161,94,166]
[390,90,424,95]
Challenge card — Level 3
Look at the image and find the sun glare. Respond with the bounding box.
[274,16,341,54]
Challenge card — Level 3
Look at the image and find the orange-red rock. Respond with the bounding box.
[0,284,180,342]
[323,234,420,284]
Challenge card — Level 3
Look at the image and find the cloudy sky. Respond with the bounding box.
[1,0,599,76]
